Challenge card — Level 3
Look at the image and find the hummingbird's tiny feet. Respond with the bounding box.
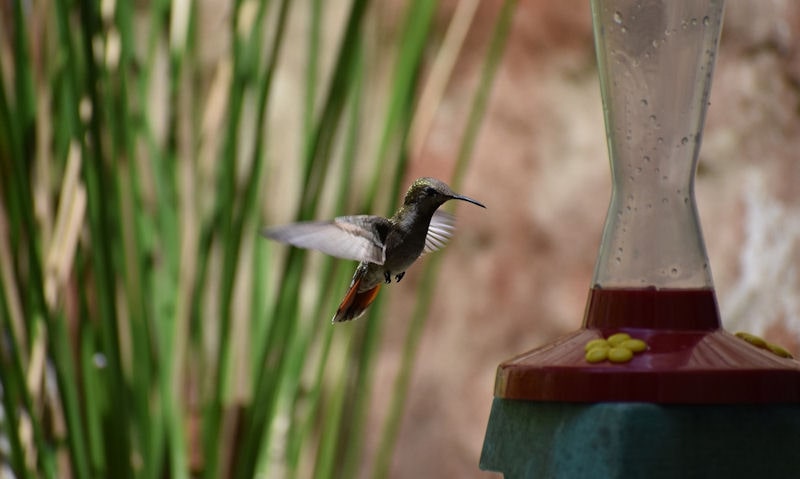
[384,271,392,284]
[395,272,405,283]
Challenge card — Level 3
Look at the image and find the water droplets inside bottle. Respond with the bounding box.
[591,0,720,290]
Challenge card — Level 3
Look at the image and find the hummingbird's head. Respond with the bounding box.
[403,177,486,210]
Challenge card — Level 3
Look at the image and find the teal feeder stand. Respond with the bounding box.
[480,1,800,477]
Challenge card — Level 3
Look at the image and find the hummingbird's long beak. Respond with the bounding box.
[450,194,486,208]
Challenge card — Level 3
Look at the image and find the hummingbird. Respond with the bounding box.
[262,177,486,322]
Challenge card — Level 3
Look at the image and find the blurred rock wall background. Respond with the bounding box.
[377,1,800,477]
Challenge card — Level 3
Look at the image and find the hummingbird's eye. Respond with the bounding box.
[424,186,437,196]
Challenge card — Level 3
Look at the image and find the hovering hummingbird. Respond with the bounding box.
[262,177,486,322]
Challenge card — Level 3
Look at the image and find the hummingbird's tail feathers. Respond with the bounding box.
[332,275,381,323]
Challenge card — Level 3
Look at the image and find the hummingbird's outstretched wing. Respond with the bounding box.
[262,215,390,265]
[423,210,456,254]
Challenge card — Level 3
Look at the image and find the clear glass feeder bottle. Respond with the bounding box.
[492,0,800,403]
[584,0,722,332]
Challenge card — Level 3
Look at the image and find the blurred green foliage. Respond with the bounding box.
[0,0,514,477]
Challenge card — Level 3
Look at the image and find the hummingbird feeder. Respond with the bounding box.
[480,1,800,477]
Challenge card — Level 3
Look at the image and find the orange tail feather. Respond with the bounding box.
[333,277,381,323]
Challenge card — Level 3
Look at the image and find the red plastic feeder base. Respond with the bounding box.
[495,288,800,403]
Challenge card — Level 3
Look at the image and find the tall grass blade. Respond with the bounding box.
[372,2,516,477]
